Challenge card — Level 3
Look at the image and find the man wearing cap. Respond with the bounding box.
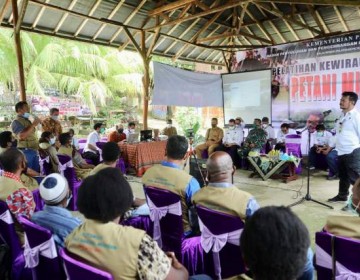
[162,119,177,137]
[32,173,82,248]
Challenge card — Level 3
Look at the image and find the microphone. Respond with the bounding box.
[323,110,331,116]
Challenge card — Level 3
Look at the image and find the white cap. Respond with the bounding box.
[39,174,69,205]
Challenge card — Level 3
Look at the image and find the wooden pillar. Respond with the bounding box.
[11,0,26,101]
[141,30,150,130]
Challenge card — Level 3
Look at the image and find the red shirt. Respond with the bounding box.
[108,131,126,143]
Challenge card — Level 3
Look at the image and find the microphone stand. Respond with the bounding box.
[288,126,333,209]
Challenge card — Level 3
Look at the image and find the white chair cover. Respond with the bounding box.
[24,234,58,268]
[58,159,74,176]
[39,156,50,176]
[0,209,14,224]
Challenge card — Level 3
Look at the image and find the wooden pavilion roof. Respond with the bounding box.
[1,0,360,65]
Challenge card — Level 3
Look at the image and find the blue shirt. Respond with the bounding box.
[209,182,260,218]
[31,205,82,248]
[11,116,30,134]
[161,161,201,205]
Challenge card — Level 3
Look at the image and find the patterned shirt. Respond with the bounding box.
[137,234,171,280]
[245,127,267,150]
[3,171,34,219]
[42,117,63,136]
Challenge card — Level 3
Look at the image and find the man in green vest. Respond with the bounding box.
[11,101,41,172]
[192,151,259,221]
[142,135,201,236]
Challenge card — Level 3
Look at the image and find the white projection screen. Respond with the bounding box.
[222,69,272,124]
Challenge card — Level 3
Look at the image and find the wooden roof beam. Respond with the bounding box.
[256,0,360,6]
[148,0,196,16]
[54,0,78,33]
[74,0,102,37]
[334,6,349,32]
[92,0,125,40]
[31,0,49,28]
[245,6,275,44]
[15,0,28,34]
[197,29,272,44]
[0,0,10,23]
[267,21,286,43]
[146,0,249,31]
[256,2,323,35]
[271,2,299,40]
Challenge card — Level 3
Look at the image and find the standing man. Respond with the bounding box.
[328,92,360,202]
[162,119,177,137]
[41,108,63,137]
[215,119,243,167]
[195,118,223,159]
[11,101,41,172]
[83,122,104,165]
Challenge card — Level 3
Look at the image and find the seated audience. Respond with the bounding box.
[193,151,259,221]
[162,119,177,137]
[275,123,297,151]
[39,131,60,173]
[262,117,275,151]
[324,177,360,239]
[68,128,79,150]
[83,122,104,165]
[41,107,63,137]
[241,206,313,280]
[142,135,200,236]
[66,168,189,280]
[0,148,36,243]
[214,119,243,167]
[0,130,39,190]
[108,124,126,143]
[238,118,267,158]
[235,117,245,130]
[32,173,82,248]
[90,142,120,175]
[195,118,223,159]
[124,121,136,139]
[11,101,41,172]
[58,132,94,180]
[308,124,333,170]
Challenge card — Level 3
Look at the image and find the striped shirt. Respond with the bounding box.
[32,205,82,248]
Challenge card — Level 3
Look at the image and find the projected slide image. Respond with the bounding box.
[223,70,272,124]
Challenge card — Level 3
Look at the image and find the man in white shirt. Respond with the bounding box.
[275,123,297,152]
[235,117,245,131]
[83,122,104,165]
[123,121,136,139]
[308,124,333,169]
[215,119,243,167]
[328,92,360,202]
[262,117,275,152]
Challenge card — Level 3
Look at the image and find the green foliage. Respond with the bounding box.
[174,107,201,135]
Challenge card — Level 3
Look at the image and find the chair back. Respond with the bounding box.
[32,189,45,212]
[315,231,360,280]
[39,154,52,176]
[17,216,64,280]
[0,201,30,280]
[196,205,246,279]
[57,155,80,211]
[144,186,183,258]
[59,248,113,280]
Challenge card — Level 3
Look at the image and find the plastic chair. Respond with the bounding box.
[39,155,52,176]
[57,155,82,211]
[17,216,65,280]
[32,189,45,212]
[59,248,113,280]
[0,201,31,280]
[315,231,360,280]
[196,205,246,279]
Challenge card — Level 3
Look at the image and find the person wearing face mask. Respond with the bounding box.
[308,124,333,170]
[68,128,79,150]
[41,108,63,138]
[261,117,275,152]
[83,122,104,166]
[0,130,40,190]
[39,131,60,173]
[108,124,126,143]
[325,178,360,239]
[32,173,82,248]
[195,118,224,159]
[214,119,243,167]
[0,148,36,244]
[123,121,136,139]
[162,119,178,137]
[11,101,41,172]
[238,118,267,158]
